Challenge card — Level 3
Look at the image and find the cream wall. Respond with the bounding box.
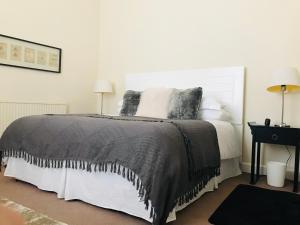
[98,0,300,170]
[0,0,99,113]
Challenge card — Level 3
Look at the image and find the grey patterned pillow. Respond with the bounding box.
[167,87,203,119]
[120,90,141,116]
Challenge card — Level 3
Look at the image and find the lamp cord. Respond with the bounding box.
[285,145,292,167]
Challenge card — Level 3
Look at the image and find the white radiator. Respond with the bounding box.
[0,102,68,136]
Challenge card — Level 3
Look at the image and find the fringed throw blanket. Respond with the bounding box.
[0,115,220,225]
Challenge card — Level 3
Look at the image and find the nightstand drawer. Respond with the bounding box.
[254,127,298,145]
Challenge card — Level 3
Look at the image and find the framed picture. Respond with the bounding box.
[0,34,62,73]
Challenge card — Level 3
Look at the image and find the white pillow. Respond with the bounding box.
[198,109,231,121]
[200,97,223,110]
[135,88,175,119]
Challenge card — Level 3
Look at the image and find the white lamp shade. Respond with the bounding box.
[267,67,300,92]
[94,80,113,93]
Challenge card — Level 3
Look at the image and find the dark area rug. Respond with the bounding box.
[209,184,300,225]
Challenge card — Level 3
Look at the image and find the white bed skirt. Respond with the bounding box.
[4,157,241,223]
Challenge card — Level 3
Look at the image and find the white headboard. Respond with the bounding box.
[126,66,245,125]
[125,66,245,151]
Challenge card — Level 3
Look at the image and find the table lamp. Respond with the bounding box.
[267,67,300,127]
[94,80,113,115]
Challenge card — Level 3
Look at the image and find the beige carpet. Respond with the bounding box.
[0,169,293,225]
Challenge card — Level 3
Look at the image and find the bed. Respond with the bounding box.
[1,66,245,224]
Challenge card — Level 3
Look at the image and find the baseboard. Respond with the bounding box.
[240,162,295,181]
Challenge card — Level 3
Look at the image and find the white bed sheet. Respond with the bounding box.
[207,120,240,160]
[4,121,241,223]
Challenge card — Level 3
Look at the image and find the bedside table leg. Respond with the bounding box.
[256,142,261,182]
[250,138,256,184]
[293,145,299,192]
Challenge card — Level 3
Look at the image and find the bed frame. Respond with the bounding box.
[3,66,245,224]
[126,66,245,149]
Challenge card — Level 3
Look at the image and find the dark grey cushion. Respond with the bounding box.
[167,87,202,119]
[120,90,141,116]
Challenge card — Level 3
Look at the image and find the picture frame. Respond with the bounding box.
[0,34,62,73]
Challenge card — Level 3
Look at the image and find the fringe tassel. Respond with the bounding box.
[176,166,220,207]
[117,164,121,175]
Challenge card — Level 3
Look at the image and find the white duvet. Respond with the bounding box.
[208,120,240,159]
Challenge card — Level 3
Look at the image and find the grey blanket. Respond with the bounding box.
[0,115,220,225]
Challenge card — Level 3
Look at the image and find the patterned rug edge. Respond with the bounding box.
[0,197,68,225]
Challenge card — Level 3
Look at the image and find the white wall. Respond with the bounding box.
[0,0,99,113]
[98,0,300,169]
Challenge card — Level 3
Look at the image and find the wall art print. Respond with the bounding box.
[0,34,62,73]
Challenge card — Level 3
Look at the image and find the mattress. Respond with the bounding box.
[4,120,241,223]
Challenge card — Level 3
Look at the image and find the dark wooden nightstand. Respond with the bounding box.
[248,122,300,192]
